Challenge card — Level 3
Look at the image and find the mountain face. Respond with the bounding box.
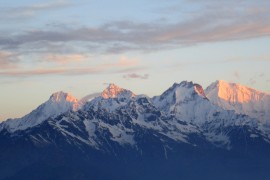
[153,81,269,147]
[0,91,80,133]
[205,80,270,124]
[1,82,270,180]
[153,81,219,124]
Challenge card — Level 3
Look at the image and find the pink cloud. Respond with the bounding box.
[0,67,102,77]
[0,51,19,68]
[0,56,144,77]
[45,54,87,64]
[118,56,138,67]
[101,56,139,69]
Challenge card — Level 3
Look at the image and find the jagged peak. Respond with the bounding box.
[173,81,206,97]
[179,81,194,87]
[50,91,78,103]
[156,81,207,102]
[170,81,195,89]
[101,83,135,99]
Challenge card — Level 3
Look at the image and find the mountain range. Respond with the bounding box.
[0,80,270,180]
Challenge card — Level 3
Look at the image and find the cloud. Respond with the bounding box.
[116,56,139,67]
[0,56,143,77]
[2,5,270,54]
[0,0,70,21]
[100,56,139,69]
[0,51,19,68]
[123,73,149,80]
[0,67,102,77]
[45,54,87,64]
[1,1,270,63]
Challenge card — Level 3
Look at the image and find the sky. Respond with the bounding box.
[0,0,270,121]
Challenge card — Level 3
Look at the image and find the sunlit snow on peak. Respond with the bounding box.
[50,91,78,103]
[206,80,270,124]
[101,83,136,99]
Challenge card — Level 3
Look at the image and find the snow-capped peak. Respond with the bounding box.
[0,91,80,132]
[176,81,207,98]
[206,80,269,103]
[50,91,78,105]
[154,81,207,103]
[152,81,210,121]
[82,84,136,112]
[205,80,270,124]
[101,83,135,99]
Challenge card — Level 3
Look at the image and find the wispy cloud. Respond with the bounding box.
[0,56,143,77]
[0,67,102,77]
[0,0,269,76]
[2,7,270,54]
[0,51,20,68]
[95,56,140,70]
[45,54,87,64]
[0,0,71,21]
[115,56,139,67]
[123,73,149,80]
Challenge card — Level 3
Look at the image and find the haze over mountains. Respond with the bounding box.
[0,80,270,180]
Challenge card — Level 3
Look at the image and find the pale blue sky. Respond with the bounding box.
[1,0,270,121]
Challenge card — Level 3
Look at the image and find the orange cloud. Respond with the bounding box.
[100,56,139,69]
[118,56,138,67]
[45,54,87,64]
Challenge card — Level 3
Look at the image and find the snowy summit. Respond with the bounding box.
[205,80,270,124]
[0,91,79,132]
[101,83,136,99]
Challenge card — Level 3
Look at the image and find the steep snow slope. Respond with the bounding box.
[205,80,270,124]
[152,81,269,147]
[81,82,269,148]
[0,91,80,132]
[152,81,230,124]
